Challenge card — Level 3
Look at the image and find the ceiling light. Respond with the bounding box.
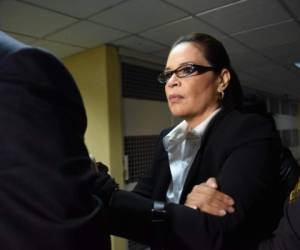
[294,62,300,68]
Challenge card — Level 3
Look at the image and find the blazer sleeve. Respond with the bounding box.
[105,130,170,246]
[133,128,171,198]
[100,190,157,245]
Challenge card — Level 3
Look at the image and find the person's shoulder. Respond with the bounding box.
[220,109,279,142]
[0,32,75,96]
[0,31,49,67]
[224,109,274,129]
[154,127,174,151]
[1,45,61,77]
[3,46,78,95]
[159,127,173,138]
[0,31,28,65]
[7,46,64,71]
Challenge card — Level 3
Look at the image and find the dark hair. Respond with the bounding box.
[171,33,243,110]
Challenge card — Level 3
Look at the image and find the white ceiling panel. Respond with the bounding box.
[198,0,291,35]
[8,32,37,44]
[23,0,124,18]
[151,49,170,60]
[289,67,300,78]
[229,50,273,71]
[112,36,167,53]
[0,0,77,37]
[140,16,224,46]
[220,36,250,56]
[261,41,300,68]
[165,0,244,14]
[234,20,300,51]
[281,73,300,90]
[32,40,84,58]
[238,71,266,88]
[244,64,291,81]
[47,21,127,48]
[281,0,300,18]
[1,0,300,98]
[119,47,165,66]
[237,71,293,96]
[90,0,187,33]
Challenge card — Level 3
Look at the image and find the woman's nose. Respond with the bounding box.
[166,73,180,87]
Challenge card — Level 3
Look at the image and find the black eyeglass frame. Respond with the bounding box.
[157,63,218,85]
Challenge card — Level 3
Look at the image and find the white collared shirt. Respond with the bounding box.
[163,108,221,203]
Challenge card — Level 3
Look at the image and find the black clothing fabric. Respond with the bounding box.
[132,109,283,250]
[0,31,110,250]
[259,187,300,250]
[91,162,119,204]
[241,93,300,199]
[279,147,300,199]
[3,30,296,250]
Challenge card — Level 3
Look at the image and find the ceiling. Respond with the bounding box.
[1,0,300,98]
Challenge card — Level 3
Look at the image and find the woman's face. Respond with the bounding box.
[165,42,229,128]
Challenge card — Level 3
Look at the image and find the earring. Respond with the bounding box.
[218,90,224,101]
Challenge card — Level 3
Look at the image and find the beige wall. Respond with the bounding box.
[123,98,173,136]
[63,45,125,250]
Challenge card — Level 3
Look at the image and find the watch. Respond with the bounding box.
[151,201,167,223]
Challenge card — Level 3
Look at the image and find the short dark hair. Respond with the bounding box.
[171,33,243,110]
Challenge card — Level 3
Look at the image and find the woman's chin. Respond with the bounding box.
[170,110,187,119]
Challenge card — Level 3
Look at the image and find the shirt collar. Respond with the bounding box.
[163,108,221,152]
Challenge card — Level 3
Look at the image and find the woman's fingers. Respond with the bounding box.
[206,177,218,188]
[185,182,235,216]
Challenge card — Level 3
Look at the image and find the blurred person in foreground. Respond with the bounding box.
[0,30,113,250]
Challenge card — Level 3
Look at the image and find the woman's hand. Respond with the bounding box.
[185,177,235,216]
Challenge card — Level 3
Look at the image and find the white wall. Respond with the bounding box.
[275,114,300,159]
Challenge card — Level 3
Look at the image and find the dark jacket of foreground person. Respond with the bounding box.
[0,31,112,250]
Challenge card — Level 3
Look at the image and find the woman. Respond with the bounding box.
[127,33,283,250]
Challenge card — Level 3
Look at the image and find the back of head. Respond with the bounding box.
[172,33,243,110]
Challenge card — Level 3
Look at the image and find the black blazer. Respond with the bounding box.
[0,31,110,250]
[133,108,283,250]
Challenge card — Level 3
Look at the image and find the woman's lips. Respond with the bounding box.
[168,94,183,103]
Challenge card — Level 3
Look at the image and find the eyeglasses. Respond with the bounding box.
[157,63,217,85]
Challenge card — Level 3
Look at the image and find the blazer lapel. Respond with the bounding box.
[152,148,172,201]
[179,149,204,204]
[179,109,231,204]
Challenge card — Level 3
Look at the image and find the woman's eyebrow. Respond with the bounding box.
[164,61,195,71]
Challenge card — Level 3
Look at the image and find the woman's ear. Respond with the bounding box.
[217,68,230,92]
